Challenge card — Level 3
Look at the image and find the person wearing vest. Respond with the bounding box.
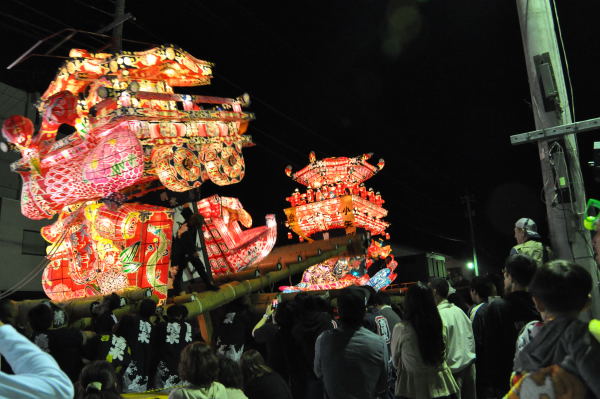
[510,218,552,266]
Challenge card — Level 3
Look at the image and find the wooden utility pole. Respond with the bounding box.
[515,0,599,317]
[111,0,126,52]
[461,194,479,276]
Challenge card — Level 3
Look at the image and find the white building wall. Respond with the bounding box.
[0,82,48,293]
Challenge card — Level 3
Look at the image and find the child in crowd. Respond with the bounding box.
[76,360,122,399]
[513,260,600,397]
[241,349,292,399]
[217,355,248,399]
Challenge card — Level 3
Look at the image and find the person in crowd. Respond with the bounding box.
[241,349,292,399]
[169,342,228,399]
[28,302,85,382]
[217,355,249,399]
[481,254,539,398]
[252,299,293,382]
[513,260,600,397]
[391,282,458,399]
[511,218,552,266]
[154,304,194,389]
[76,360,122,399]
[314,287,388,399]
[292,293,336,399]
[364,291,400,399]
[430,278,476,399]
[447,283,470,315]
[90,294,122,335]
[468,276,495,321]
[84,311,133,384]
[171,207,219,291]
[215,296,255,362]
[112,300,157,391]
[468,275,498,399]
[0,319,74,399]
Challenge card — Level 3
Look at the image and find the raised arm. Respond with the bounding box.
[0,323,74,399]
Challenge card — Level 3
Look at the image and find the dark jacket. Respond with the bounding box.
[514,316,600,398]
[481,291,540,394]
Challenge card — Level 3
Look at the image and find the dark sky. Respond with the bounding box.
[1,0,600,275]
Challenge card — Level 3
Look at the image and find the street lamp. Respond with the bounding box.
[466,262,474,270]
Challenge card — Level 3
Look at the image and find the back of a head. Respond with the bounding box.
[273,300,295,329]
[529,260,592,314]
[77,361,121,399]
[403,282,445,367]
[167,304,188,322]
[241,349,272,383]
[28,303,53,332]
[217,355,244,389]
[92,312,116,334]
[104,294,121,312]
[371,291,392,306]
[470,276,493,300]
[505,254,538,287]
[429,277,449,299]
[178,342,219,388]
[139,299,157,320]
[114,315,136,342]
[337,287,366,328]
[0,299,15,324]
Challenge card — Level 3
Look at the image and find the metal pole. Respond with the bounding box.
[515,0,600,317]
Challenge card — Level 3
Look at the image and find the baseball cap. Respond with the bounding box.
[515,218,541,239]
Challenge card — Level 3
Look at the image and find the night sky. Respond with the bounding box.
[1,0,600,275]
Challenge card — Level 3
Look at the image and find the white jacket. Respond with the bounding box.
[0,324,74,399]
[437,300,476,373]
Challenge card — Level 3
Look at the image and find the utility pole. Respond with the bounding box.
[461,194,479,276]
[111,0,126,52]
[515,0,600,318]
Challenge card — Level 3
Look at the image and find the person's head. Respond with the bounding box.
[178,342,219,388]
[503,254,537,294]
[429,277,449,304]
[273,300,295,329]
[514,218,540,244]
[470,276,494,305]
[217,355,243,389]
[337,287,367,329]
[28,303,53,332]
[529,260,592,317]
[403,282,445,366]
[102,294,121,312]
[166,304,188,322]
[114,315,136,342]
[76,361,121,399]
[0,299,18,325]
[240,349,272,383]
[371,291,392,308]
[92,311,116,334]
[139,299,157,320]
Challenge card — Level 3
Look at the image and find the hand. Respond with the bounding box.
[265,303,275,316]
[178,223,189,237]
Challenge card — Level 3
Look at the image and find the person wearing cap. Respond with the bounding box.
[510,218,552,266]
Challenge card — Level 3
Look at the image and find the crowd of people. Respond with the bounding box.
[0,217,599,399]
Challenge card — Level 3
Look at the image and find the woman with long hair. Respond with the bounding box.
[168,342,227,399]
[240,350,292,399]
[76,361,122,399]
[391,282,458,399]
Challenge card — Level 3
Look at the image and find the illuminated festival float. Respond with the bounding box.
[2,45,277,301]
[280,152,397,292]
